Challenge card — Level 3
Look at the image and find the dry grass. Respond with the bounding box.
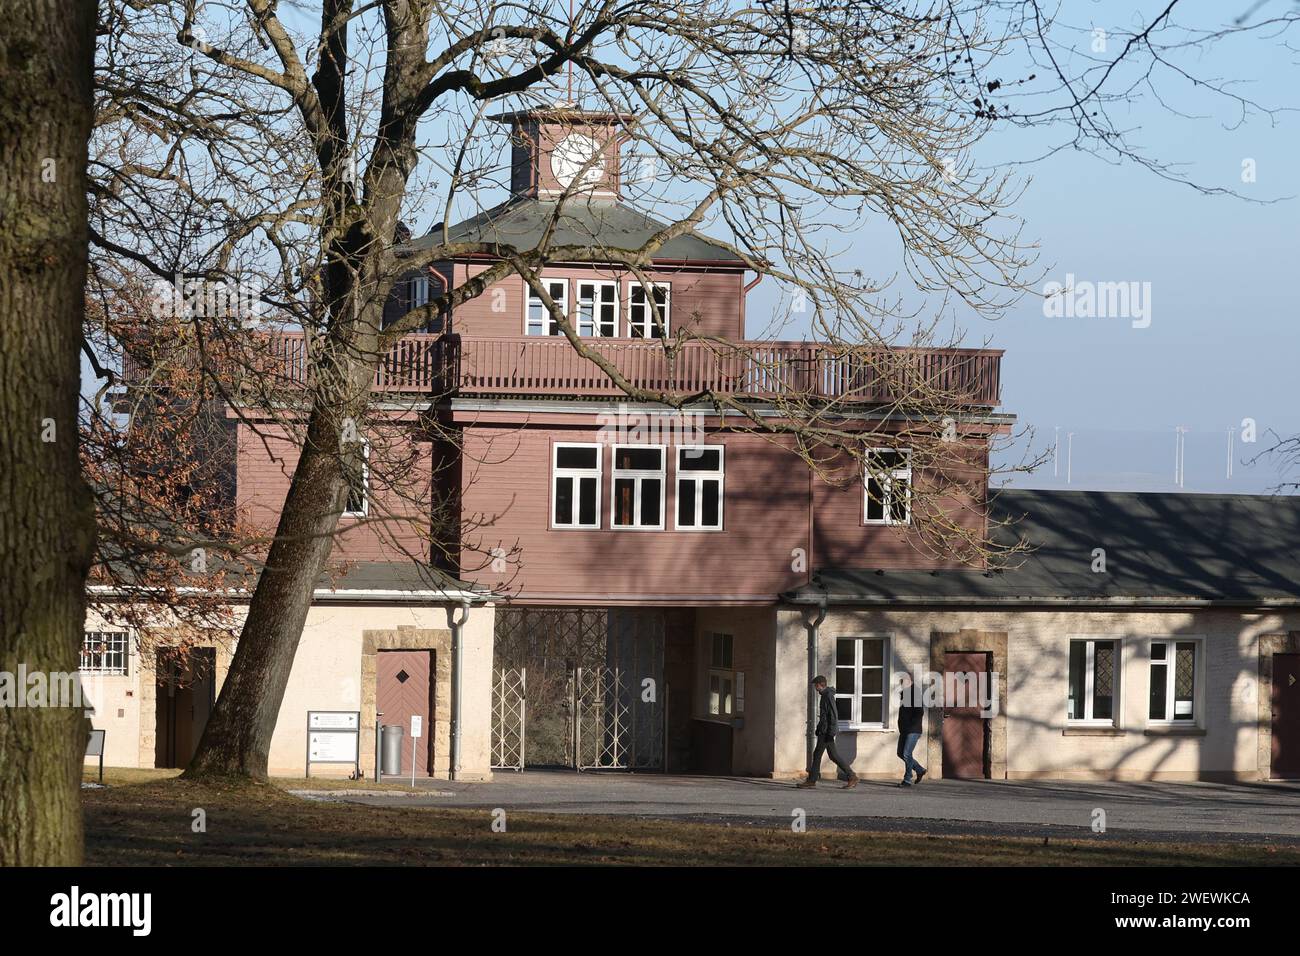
[81,772,1300,867]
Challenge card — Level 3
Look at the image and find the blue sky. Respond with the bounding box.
[780,1,1299,494]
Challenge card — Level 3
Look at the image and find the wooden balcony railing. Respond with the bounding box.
[125,331,1002,406]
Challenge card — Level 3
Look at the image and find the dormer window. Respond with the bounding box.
[628,283,669,338]
[525,278,569,336]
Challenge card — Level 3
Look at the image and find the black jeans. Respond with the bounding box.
[808,733,854,781]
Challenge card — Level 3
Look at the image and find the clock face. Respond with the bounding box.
[550,133,606,189]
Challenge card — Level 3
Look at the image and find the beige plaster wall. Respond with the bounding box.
[774,606,1300,782]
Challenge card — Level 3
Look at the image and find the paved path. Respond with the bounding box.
[303,771,1300,843]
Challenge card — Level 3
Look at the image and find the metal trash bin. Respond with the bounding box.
[381,724,404,776]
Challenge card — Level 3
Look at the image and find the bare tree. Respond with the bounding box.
[86,0,1297,781]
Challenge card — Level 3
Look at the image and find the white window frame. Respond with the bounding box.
[706,632,735,719]
[610,443,666,530]
[575,279,619,337]
[409,274,430,308]
[864,447,912,525]
[674,446,724,531]
[1148,637,1203,725]
[834,635,890,730]
[550,442,602,530]
[627,281,670,338]
[1067,636,1122,726]
[81,631,130,676]
[524,277,570,336]
[343,439,370,518]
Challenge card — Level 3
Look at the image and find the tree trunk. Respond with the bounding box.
[184,405,357,780]
[0,0,97,865]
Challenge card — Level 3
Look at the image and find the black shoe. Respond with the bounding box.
[897,780,912,787]
[914,767,927,785]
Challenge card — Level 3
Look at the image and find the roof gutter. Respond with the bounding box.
[781,593,1300,610]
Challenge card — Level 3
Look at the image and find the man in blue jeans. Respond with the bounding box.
[896,673,927,787]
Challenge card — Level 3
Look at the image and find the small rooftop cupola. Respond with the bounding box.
[491,105,629,201]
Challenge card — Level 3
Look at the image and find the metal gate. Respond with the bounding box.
[491,668,526,771]
[574,666,664,771]
[492,607,665,771]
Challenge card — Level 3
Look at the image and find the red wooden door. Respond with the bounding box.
[377,650,433,776]
[1272,653,1300,779]
[942,651,989,779]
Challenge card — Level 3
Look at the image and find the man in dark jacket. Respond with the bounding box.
[896,673,927,786]
[797,676,859,789]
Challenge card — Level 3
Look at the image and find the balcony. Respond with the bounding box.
[127,331,1002,406]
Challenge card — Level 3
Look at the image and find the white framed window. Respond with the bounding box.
[1067,638,1119,724]
[409,274,430,308]
[551,443,601,529]
[707,633,735,717]
[628,282,670,338]
[675,446,724,530]
[864,448,911,525]
[344,440,370,517]
[576,280,618,337]
[525,277,569,336]
[81,631,129,676]
[834,636,888,728]
[611,444,665,529]
[1149,639,1200,723]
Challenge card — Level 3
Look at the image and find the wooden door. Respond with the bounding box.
[1272,653,1300,779]
[942,651,989,779]
[377,650,434,776]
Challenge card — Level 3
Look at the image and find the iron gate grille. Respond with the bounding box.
[491,667,526,771]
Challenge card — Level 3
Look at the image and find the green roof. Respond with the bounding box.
[406,198,744,264]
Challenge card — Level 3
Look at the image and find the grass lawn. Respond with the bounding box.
[80,769,1300,866]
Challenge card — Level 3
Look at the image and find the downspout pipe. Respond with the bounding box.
[804,597,827,773]
[446,599,472,780]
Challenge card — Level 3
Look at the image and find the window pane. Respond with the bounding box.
[861,640,883,666]
[835,667,854,692]
[640,478,661,526]
[866,476,884,520]
[556,446,597,469]
[678,478,696,526]
[721,679,733,715]
[614,477,635,525]
[1174,643,1195,718]
[617,447,662,471]
[720,634,733,668]
[701,481,720,527]
[860,696,883,724]
[679,448,721,471]
[554,476,574,525]
[578,477,596,526]
[1068,641,1086,720]
[1151,643,1167,662]
[1149,660,1168,721]
[862,668,883,695]
[835,697,851,721]
[1093,642,1115,720]
[836,639,855,667]
[889,478,909,523]
[709,675,720,715]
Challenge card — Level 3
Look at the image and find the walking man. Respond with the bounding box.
[797,676,859,789]
[896,672,927,787]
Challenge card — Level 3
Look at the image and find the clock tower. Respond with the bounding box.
[492,106,628,201]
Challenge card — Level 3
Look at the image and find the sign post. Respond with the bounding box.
[409,715,423,787]
[306,711,361,779]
